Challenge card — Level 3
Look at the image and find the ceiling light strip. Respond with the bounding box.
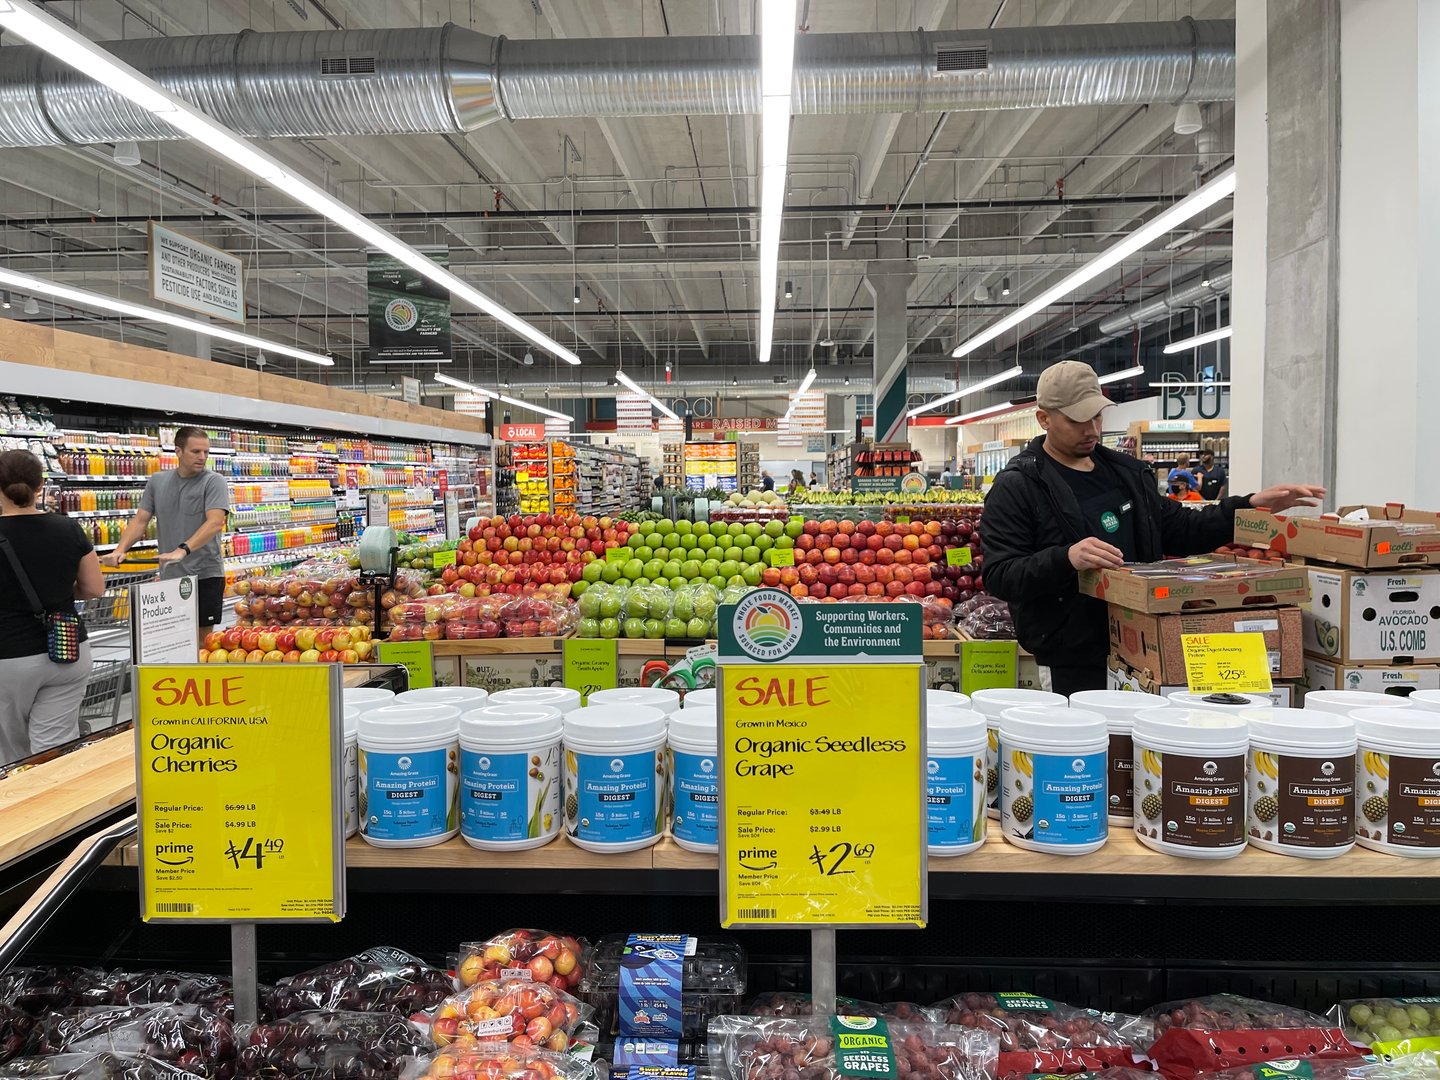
[1162,326,1232,354]
[944,401,1017,426]
[907,363,1023,418]
[434,370,574,422]
[615,369,679,421]
[0,266,333,366]
[951,168,1237,360]
[0,0,581,367]
[757,0,797,365]
[1097,363,1147,385]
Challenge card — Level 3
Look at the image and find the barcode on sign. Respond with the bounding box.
[735,908,776,919]
[153,902,195,913]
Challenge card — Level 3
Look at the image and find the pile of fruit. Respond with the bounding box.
[435,515,634,598]
[455,930,587,991]
[790,488,984,507]
[708,1015,999,1080]
[229,559,428,632]
[386,595,577,641]
[573,582,747,640]
[712,489,790,520]
[1213,542,1287,566]
[575,519,780,592]
[198,624,376,665]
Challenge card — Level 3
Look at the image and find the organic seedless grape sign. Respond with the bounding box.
[717,590,926,928]
[134,665,346,923]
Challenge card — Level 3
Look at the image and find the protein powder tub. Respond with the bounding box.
[1306,690,1414,717]
[358,704,461,848]
[1352,707,1440,856]
[1241,707,1356,858]
[489,686,582,714]
[997,706,1108,855]
[1167,691,1274,713]
[342,705,359,838]
[927,689,972,710]
[562,704,669,852]
[1406,690,1440,713]
[457,703,564,851]
[971,688,1066,820]
[343,686,395,714]
[1131,708,1249,858]
[667,704,719,853]
[682,688,716,709]
[587,686,681,715]
[396,686,491,709]
[927,706,988,857]
[1070,690,1171,827]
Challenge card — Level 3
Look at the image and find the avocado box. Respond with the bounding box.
[1080,554,1310,615]
[1303,566,1440,663]
[1235,504,1440,568]
[1301,654,1440,697]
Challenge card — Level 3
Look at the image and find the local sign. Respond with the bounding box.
[498,423,547,441]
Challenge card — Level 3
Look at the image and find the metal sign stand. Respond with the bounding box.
[812,927,837,1014]
[232,922,259,1025]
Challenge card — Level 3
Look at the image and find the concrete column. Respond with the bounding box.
[166,324,212,361]
[865,260,915,444]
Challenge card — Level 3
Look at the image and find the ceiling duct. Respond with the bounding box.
[1095,269,1232,338]
[0,19,1234,149]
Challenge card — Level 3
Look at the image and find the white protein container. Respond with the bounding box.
[458,703,564,851]
[1070,690,1171,826]
[927,706,989,857]
[1352,707,1440,856]
[927,689,972,710]
[668,705,719,853]
[996,706,1108,855]
[1167,691,1274,713]
[358,703,461,848]
[1241,708,1356,858]
[489,686,583,714]
[397,686,491,709]
[343,686,395,714]
[562,704,669,852]
[971,688,1066,819]
[1306,690,1414,717]
[586,686,681,715]
[682,688,716,709]
[342,705,360,838]
[1406,690,1440,713]
[1131,708,1249,859]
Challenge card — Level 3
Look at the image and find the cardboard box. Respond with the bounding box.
[1109,605,1303,684]
[1235,504,1440,568]
[1080,555,1310,614]
[1106,652,1296,707]
[1303,566,1440,663]
[1301,654,1440,697]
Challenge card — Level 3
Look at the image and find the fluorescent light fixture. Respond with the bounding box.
[615,369,679,422]
[572,284,580,304]
[952,168,1236,359]
[433,371,498,398]
[368,356,452,364]
[795,367,817,397]
[1162,326,1232,354]
[908,364,1023,418]
[1097,363,1147,385]
[756,0,797,365]
[1147,380,1232,389]
[433,370,572,421]
[496,392,573,422]
[0,266,332,365]
[944,401,1016,425]
[0,0,581,367]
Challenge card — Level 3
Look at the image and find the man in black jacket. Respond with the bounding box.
[982,361,1324,696]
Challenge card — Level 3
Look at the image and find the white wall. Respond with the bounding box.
[1229,0,1267,495]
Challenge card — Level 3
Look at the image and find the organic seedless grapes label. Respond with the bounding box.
[830,1015,897,1079]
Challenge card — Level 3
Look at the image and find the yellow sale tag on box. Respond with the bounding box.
[135,665,345,923]
[433,549,457,569]
[1182,632,1275,694]
[768,548,795,568]
[946,546,972,567]
[720,663,925,928]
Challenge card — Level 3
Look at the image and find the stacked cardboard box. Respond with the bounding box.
[1235,506,1440,697]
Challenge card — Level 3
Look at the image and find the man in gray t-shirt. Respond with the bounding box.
[102,426,229,629]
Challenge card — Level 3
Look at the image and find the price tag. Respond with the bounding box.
[134,664,345,922]
[895,515,910,525]
[1181,632,1275,694]
[377,640,435,690]
[433,549,457,570]
[605,545,632,564]
[563,638,619,706]
[946,547,972,567]
[959,640,1017,695]
[768,548,795,568]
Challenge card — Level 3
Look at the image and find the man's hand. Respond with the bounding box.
[156,548,187,565]
[99,550,126,569]
[1068,537,1125,571]
[1249,484,1327,513]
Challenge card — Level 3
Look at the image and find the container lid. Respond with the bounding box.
[459,703,564,744]
[343,686,395,713]
[927,688,972,710]
[563,704,668,744]
[1351,707,1440,746]
[1305,690,1414,716]
[997,705,1107,744]
[1133,707,1248,745]
[396,686,491,708]
[1407,690,1440,713]
[1069,690,1170,730]
[1167,690,1273,713]
[343,705,358,739]
[488,686,583,714]
[1244,707,1355,746]
[928,706,987,745]
[586,687,681,715]
[971,687,1066,719]
[358,703,462,743]
[682,688,716,709]
[669,705,717,746]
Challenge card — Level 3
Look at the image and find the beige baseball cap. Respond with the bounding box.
[1036,360,1112,422]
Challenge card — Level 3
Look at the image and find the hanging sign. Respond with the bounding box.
[132,575,200,664]
[148,222,244,324]
[498,423,547,441]
[367,246,451,363]
[134,664,345,922]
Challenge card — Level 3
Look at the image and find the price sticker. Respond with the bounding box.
[946,547,972,567]
[564,638,619,706]
[377,641,435,690]
[895,515,910,525]
[1181,632,1275,694]
[433,549,457,569]
[768,548,795,568]
[605,545,632,564]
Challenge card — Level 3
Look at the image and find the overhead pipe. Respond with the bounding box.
[1094,269,1231,337]
[0,20,1234,149]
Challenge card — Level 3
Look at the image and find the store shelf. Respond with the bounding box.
[50,474,157,483]
[94,540,156,553]
[222,539,346,570]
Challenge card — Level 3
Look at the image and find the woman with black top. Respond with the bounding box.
[0,450,105,763]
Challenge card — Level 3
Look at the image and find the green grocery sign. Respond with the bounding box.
[717,589,921,664]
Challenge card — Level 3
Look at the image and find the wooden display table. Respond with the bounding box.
[0,735,134,871]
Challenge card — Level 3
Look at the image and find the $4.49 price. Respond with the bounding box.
[225,836,285,869]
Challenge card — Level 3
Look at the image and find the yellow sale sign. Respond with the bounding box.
[719,664,926,928]
[135,664,346,923]
[1181,632,1275,695]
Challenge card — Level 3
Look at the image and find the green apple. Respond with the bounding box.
[623,559,644,580]
[774,535,794,550]
[672,593,695,621]
[644,618,665,639]
[696,533,716,550]
[601,563,622,583]
[710,522,729,538]
[577,617,600,637]
[741,564,764,586]
[653,546,671,561]
[661,532,681,551]
[744,522,764,539]
[755,534,774,552]
[701,558,721,578]
[680,534,699,550]
[623,617,645,638]
[658,518,675,533]
[718,559,741,579]
[571,579,590,597]
[664,617,688,638]
[764,520,785,538]
[634,545,653,562]
[638,520,656,536]
[644,559,665,579]
[723,546,744,562]
[583,561,605,583]
[727,522,745,537]
[708,575,727,589]
[663,559,683,578]
[728,574,748,587]
[669,576,687,589]
[693,592,718,620]
[599,617,621,638]
[687,617,710,639]
[578,591,603,618]
[742,546,761,564]
[649,593,671,619]
[785,519,804,538]
[628,533,646,549]
[675,520,693,536]
[681,559,703,579]
[599,592,623,618]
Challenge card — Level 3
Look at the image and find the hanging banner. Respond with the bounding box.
[367,247,451,363]
[148,222,244,324]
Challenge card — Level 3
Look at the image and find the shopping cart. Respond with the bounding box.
[80,568,155,634]
[77,658,128,735]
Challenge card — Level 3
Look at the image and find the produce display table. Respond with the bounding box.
[0,735,134,873]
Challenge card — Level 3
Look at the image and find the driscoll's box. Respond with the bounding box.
[1235,504,1440,568]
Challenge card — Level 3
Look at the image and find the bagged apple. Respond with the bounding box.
[498,597,576,639]
[266,950,453,1018]
[455,931,587,990]
[430,979,590,1051]
[401,1041,595,1080]
[929,992,1146,1076]
[1143,994,1355,1080]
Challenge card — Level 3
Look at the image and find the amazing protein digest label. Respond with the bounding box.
[1135,749,1244,848]
[1249,751,1355,849]
[1359,749,1440,849]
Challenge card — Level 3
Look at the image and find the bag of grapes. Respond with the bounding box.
[266,949,453,1019]
[1142,995,1356,1080]
[0,1053,197,1080]
[235,1010,431,1079]
[928,992,1148,1076]
[1330,999,1440,1058]
[29,1002,237,1076]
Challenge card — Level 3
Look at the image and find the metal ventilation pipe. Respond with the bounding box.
[1095,269,1232,337]
[0,19,1234,149]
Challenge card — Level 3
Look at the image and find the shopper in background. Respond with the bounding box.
[808,471,819,488]
[101,426,228,639]
[0,450,105,764]
[940,465,954,487]
[1167,469,1204,502]
[1198,449,1229,500]
[761,470,775,492]
[787,469,807,498]
[982,361,1324,696]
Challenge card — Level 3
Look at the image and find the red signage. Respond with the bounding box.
[498,423,546,441]
[691,417,779,432]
